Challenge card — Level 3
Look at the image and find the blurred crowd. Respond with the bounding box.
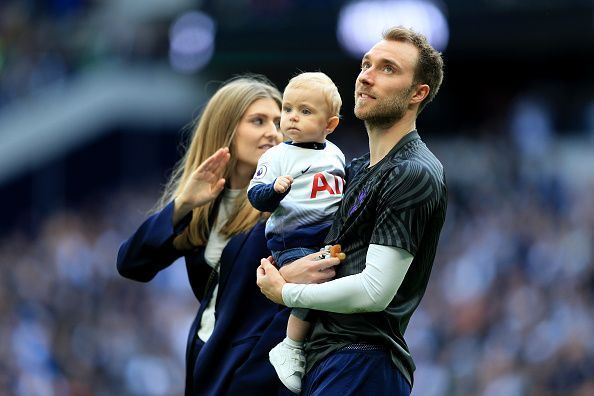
[409,135,594,396]
[0,186,193,396]
[0,0,166,108]
[0,134,593,396]
[2,1,594,395]
[0,0,85,107]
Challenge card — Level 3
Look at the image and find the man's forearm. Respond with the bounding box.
[282,244,413,313]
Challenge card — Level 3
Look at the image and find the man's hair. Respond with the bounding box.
[285,72,342,117]
[383,26,444,114]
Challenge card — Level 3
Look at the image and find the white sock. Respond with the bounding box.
[283,336,304,349]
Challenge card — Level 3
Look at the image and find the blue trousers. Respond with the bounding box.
[301,347,411,396]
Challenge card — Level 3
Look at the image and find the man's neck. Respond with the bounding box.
[367,113,416,166]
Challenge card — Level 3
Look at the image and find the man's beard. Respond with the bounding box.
[355,85,414,129]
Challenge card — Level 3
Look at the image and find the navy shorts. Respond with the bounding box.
[301,345,411,396]
[272,247,318,267]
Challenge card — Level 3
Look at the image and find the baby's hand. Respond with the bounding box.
[274,175,293,193]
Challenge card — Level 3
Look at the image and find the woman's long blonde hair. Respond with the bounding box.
[157,75,282,250]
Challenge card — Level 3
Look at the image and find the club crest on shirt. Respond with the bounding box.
[253,164,268,180]
[348,189,368,216]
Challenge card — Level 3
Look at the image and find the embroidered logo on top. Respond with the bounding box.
[348,189,368,216]
[301,165,311,174]
[253,164,268,180]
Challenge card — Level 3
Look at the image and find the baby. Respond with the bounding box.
[248,72,345,393]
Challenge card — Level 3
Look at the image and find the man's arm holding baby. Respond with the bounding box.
[257,245,413,312]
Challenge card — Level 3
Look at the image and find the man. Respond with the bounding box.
[257,26,447,395]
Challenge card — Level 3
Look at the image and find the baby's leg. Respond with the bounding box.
[287,313,311,343]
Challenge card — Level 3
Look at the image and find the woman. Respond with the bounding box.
[117,75,306,395]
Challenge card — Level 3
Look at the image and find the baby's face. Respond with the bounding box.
[280,86,332,143]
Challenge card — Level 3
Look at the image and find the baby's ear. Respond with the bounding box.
[325,116,340,134]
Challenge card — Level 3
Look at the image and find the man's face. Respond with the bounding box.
[354,39,419,126]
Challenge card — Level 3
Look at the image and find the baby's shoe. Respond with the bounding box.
[269,341,306,394]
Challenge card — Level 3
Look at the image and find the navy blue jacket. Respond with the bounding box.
[116,201,290,395]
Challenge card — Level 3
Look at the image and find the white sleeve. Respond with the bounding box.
[281,244,413,313]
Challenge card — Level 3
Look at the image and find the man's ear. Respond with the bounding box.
[410,84,430,105]
[325,116,340,134]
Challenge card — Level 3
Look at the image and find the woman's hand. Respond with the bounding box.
[173,147,230,224]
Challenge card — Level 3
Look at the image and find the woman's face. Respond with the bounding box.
[234,97,282,173]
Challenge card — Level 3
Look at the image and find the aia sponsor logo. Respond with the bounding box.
[310,173,345,198]
[348,189,367,216]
